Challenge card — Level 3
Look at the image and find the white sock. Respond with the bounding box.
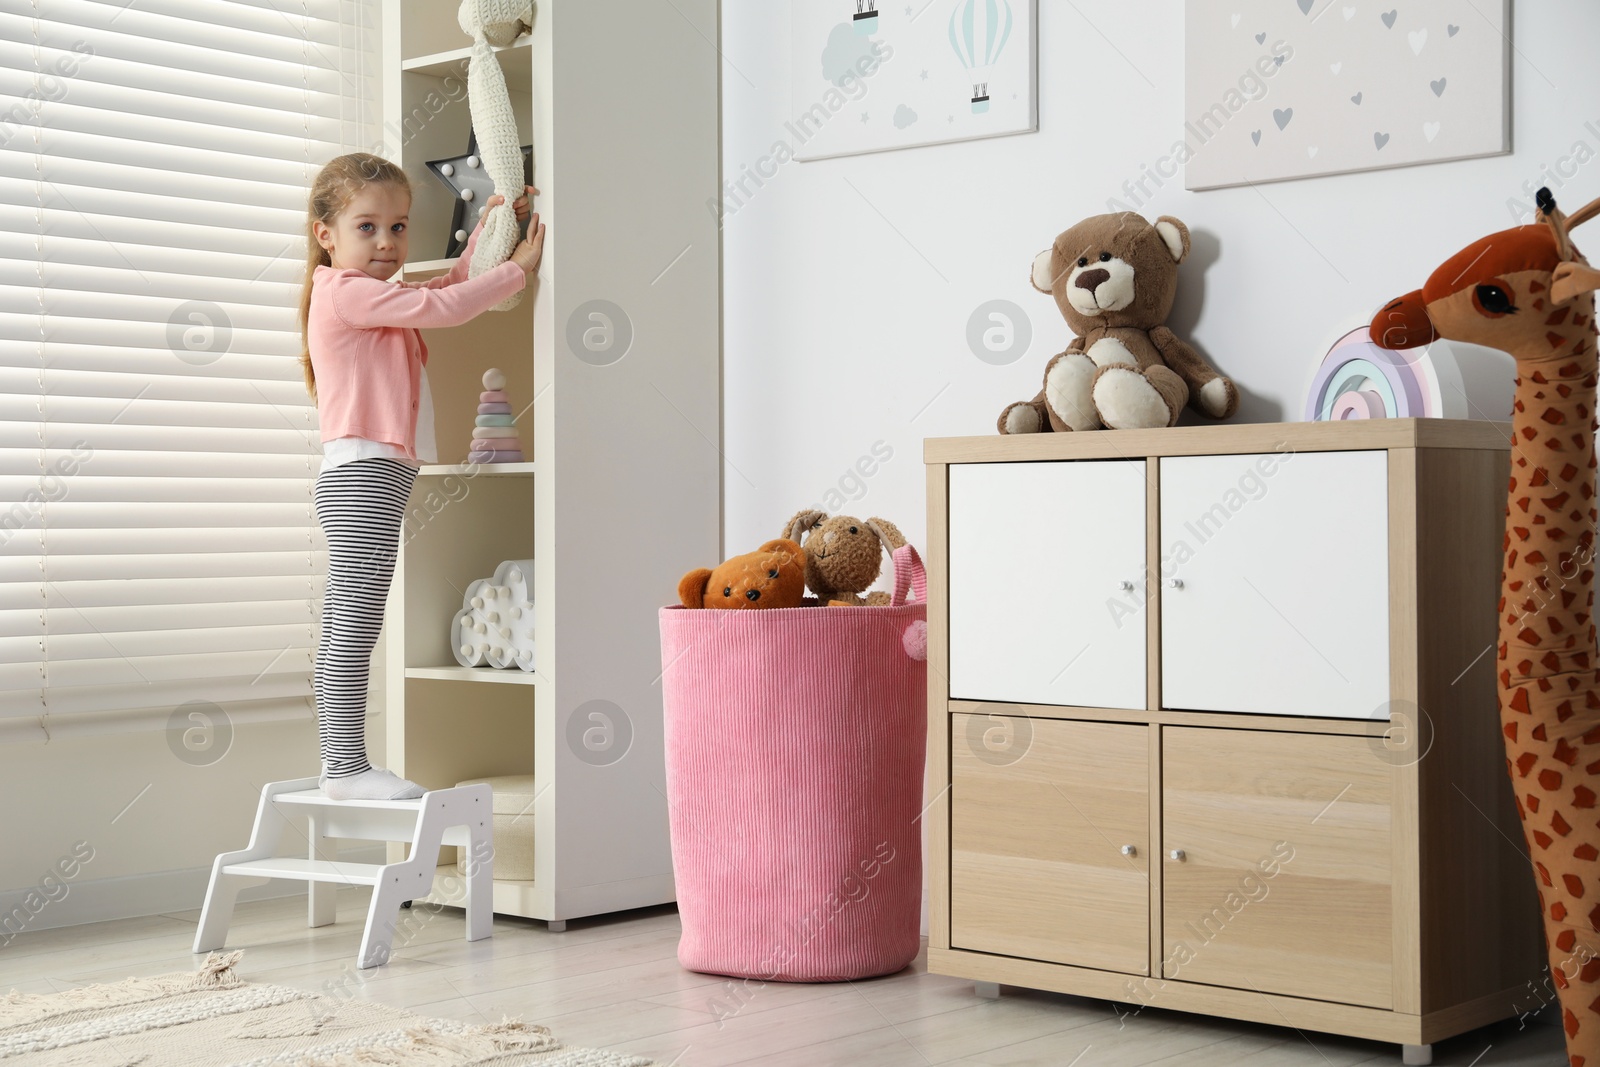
[321,767,424,801]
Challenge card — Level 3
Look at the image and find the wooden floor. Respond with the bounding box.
[1,892,1565,1066]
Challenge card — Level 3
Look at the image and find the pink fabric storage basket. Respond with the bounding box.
[659,546,928,982]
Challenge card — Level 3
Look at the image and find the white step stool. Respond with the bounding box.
[194,777,493,969]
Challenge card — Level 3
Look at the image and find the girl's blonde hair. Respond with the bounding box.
[298,152,411,402]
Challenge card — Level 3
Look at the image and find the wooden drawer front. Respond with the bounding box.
[1159,450,1389,719]
[949,460,1147,710]
[1162,727,1393,1008]
[951,715,1149,974]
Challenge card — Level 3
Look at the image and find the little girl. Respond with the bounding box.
[297,152,545,800]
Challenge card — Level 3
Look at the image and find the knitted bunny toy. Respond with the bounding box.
[782,510,908,606]
[457,0,533,312]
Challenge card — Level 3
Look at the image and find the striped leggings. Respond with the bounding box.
[312,458,417,778]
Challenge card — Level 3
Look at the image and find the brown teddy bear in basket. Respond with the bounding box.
[782,511,906,607]
[678,539,807,610]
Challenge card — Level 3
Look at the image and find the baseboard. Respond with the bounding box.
[0,845,387,938]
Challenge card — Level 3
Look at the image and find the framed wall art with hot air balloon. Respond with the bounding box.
[790,0,1037,160]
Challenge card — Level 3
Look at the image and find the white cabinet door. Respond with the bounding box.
[949,461,1147,709]
[1160,450,1389,719]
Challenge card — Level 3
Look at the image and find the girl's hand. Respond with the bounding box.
[511,216,546,275]
[487,185,540,224]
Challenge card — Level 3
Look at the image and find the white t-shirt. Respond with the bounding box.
[322,364,437,470]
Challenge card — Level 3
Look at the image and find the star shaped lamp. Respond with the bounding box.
[425,130,534,260]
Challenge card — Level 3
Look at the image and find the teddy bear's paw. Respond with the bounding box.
[998,402,1044,435]
[1044,352,1102,431]
[1094,367,1175,430]
[1198,377,1237,418]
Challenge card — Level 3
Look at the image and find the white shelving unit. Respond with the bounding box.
[377,0,720,926]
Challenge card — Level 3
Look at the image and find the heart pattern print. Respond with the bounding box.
[1184,0,1509,190]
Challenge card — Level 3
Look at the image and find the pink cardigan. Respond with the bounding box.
[310,222,526,454]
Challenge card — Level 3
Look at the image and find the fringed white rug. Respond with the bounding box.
[0,951,658,1066]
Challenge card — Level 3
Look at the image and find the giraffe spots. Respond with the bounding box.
[1532,279,1549,293]
[1556,906,1573,931]
[1515,528,1532,543]
[1555,811,1574,835]
[1547,408,1570,424]
[1538,723,1552,740]
[1544,768,1568,791]
[1520,749,1543,774]
[1579,843,1599,862]
[1534,370,1552,384]
[1567,1008,1581,1038]
[1534,468,1553,486]
[1506,722,1520,741]
[1529,550,1550,564]
[1551,306,1575,326]
[1538,829,1555,848]
[1581,958,1600,983]
[1524,426,1540,440]
[1549,492,1573,509]
[1546,651,1566,671]
[1558,738,1582,764]
[1554,901,1569,921]
[1529,793,1543,812]
[1561,384,1577,398]
[1553,331,1574,349]
[1517,497,1532,513]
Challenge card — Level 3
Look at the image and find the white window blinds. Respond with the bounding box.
[0,0,380,740]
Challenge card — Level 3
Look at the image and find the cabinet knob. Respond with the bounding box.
[1169,848,1186,862]
[1166,578,1184,590]
[1119,580,1134,591]
[1120,844,1137,856]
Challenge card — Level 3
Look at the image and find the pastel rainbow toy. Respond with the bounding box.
[1304,327,1514,422]
[451,558,536,671]
[470,366,525,463]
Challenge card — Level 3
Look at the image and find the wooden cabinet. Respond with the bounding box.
[1161,727,1392,1007]
[948,460,1147,709]
[1160,450,1390,718]
[951,715,1148,974]
[925,421,1542,1060]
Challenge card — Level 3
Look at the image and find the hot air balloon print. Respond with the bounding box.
[854,0,878,35]
[949,0,1013,114]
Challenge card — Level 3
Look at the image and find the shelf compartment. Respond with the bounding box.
[402,36,533,80]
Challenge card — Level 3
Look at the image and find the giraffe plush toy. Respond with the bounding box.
[1372,188,1600,1066]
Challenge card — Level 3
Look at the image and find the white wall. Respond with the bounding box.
[721,0,1600,555]
[0,644,386,931]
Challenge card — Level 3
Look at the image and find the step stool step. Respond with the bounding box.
[272,788,479,847]
[222,858,385,885]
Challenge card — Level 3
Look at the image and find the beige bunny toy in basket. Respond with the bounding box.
[781,510,908,607]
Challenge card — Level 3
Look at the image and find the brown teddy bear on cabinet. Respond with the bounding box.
[678,539,807,610]
[999,212,1240,433]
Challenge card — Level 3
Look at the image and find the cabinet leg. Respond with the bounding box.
[975,981,1000,1000]
[1400,1044,1432,1066]
[548,919,566,932]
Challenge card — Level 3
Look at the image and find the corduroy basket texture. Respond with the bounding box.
[658,546,928,982]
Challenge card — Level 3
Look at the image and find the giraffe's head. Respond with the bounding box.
[1370,188,1600,365]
